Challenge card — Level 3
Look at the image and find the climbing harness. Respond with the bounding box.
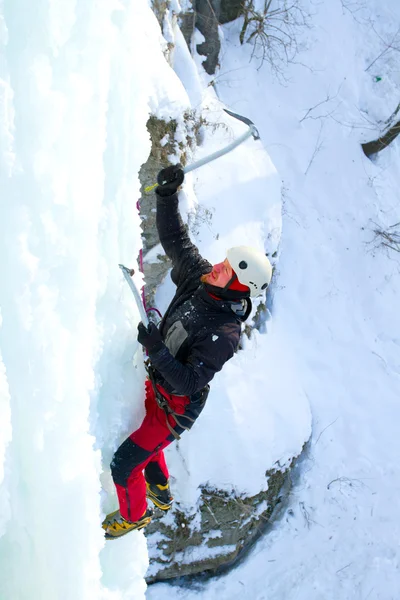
[118,266,191,437]
[145,361,198,441]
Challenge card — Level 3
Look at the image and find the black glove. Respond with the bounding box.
[137,322,164,353]
[156,164,184,197]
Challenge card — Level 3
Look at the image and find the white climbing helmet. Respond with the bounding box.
[226,245,272,297]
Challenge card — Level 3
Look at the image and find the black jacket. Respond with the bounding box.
[148,192,251,396]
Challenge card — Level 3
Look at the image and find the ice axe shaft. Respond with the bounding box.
[119,264,149,326]
[144,109,260,192]
[184,109,260,174]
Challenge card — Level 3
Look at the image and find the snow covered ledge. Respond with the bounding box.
[145,322,311,581]
[145,300,311,575]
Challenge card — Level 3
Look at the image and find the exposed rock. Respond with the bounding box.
[151,0,244,74]
[194,0,221,75]
[138,112,204,310]
[151,1,244,75]
[193,0,244,74]
[179,10,196,50]
[146,458,299,582]
[219,0,243,24]
[138,117,176,311]
[151,0,171,28]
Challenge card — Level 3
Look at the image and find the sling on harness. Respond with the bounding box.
[145,360,196,441]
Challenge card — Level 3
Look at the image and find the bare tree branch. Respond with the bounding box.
[304,121,324,175]
[365,26,400,71]
[240,0,311,72]
[299,84,343,123]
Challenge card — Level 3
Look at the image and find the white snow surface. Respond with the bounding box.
[148,0,400,599]
[1,0,399,599]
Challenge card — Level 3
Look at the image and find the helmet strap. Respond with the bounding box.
[222,273,237,293]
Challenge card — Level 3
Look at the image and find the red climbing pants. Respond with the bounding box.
[110,379,190,522]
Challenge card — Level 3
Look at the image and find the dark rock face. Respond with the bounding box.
[151,0,243,75]
[145,463,296,582]
[138,112,203,309]
[193,0,244,74]
[179,11,197,50]
[219,0,243,24]
[138,117,176,310]
[194,0,221,75]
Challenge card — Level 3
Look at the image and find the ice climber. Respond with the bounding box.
[103,165,273,539]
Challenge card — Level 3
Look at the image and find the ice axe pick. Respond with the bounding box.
[119,264,149,327]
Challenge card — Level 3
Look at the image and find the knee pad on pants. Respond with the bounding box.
[110,437,151,488]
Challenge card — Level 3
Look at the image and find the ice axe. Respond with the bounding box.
[144,108,260,192]
[121,109,260,329]
[119,264,149,327]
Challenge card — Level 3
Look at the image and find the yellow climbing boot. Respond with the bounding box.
[102,508,153,539]
[146,480,173,511]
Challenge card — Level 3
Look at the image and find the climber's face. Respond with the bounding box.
[202,259,233,288]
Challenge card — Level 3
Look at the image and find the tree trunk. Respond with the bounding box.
[362,120,400,157]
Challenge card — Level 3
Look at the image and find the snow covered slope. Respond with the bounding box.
[148,0,400,598]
